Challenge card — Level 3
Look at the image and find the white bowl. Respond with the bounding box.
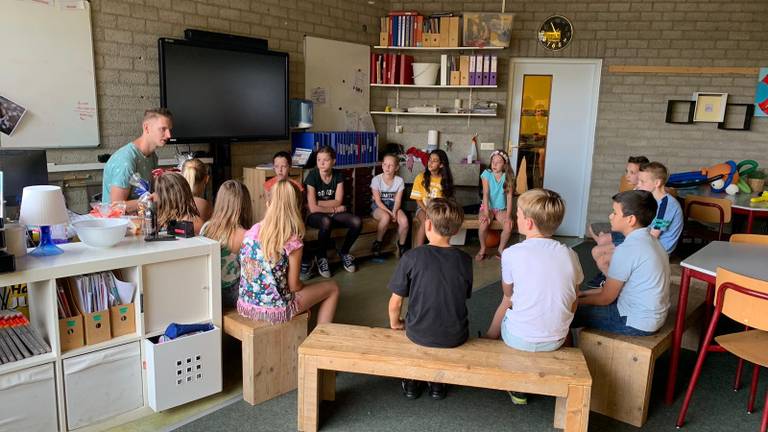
[73,218,129,248]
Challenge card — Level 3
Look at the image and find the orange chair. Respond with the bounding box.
[682,195,733,243]
[676,268,768,431]
[619,175,634,192]
[731,234,768,246]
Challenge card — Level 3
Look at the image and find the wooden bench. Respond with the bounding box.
[304,217,398,261]
[297,323,592,432]
[411,213,506,246]
[222,310,308,405]
[577,285,706,427]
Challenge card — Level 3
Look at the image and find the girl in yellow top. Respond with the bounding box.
[410,149,454,247]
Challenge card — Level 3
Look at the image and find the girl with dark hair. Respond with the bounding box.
[410,149,455,247]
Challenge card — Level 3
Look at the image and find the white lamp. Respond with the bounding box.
[19,185,68,256]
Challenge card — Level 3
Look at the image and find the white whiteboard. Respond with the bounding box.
[304,36,373,131]
[0,0,99,148]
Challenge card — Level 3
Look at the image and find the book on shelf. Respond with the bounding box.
[379,11,462,47]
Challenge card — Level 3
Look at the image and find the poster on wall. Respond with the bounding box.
[755,67,768,117]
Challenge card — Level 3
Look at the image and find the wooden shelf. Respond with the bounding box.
[373,46,505,51]
[61,334,141,359]
[370,111,496,117]
[371,84,497,89]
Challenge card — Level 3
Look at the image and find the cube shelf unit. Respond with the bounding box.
[0,237,221,431]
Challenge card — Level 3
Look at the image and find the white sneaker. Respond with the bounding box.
[341,254,356,273]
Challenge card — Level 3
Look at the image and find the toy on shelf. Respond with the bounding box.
[751,191,768,203]
[666,159,758,195]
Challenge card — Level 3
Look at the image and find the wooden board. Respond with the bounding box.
[608,65,759,76]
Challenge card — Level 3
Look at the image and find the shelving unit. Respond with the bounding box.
[370,111,496,117]
[0,237,222,431]
[373,46,504,50]
[371,84,496,88]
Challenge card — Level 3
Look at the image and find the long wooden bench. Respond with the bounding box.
[222,310,308,405]
[411,213,506,246]
[304,217,398,261]
[577,284,706,427]
[297,323,592,432]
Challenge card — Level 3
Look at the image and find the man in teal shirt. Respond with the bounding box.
[102,108,172,212]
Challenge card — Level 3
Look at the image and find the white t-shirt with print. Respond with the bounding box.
[370,174,404,207]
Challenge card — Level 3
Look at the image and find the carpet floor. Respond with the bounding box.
[174,243,767,432]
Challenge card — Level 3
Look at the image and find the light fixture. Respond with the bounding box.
[19,185,68,256]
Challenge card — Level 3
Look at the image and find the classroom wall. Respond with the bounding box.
[388,0,768,224]
[49,0,385,212]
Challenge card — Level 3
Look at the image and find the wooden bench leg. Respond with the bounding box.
[298,354,320,432]
[320,369,336,401]
[554,385,590,432]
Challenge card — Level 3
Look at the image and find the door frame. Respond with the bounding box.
[504,58,602,237]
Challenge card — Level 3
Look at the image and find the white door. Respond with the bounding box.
[507,59,601,237]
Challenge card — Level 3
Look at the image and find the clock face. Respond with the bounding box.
[538,15,573,51]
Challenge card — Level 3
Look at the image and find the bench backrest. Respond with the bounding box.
[299,323,591,397]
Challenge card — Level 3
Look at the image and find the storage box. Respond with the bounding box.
[0,363,58,432]
[59,314,85,351]
[144,326,222,412]
[110,303,136,338]
[63,342,143,430]
[82,310,111,345]
[450,228,468,245]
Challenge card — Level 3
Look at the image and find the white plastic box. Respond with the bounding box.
[63,342,143,430]
[0,363,58,432]
[144,326,222,412]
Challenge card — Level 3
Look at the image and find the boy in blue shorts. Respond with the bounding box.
[574,190,671,336]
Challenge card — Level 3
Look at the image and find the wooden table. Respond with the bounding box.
[664,241,768,404]
[676,186,768,233]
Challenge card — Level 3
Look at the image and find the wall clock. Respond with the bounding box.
[538,15,573,51]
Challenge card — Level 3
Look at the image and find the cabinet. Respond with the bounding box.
[0,236,221,431]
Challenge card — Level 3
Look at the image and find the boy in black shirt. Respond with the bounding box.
[388,198,473,400]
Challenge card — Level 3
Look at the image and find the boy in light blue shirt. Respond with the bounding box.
[573,190,671,335]
[636,162,683,254]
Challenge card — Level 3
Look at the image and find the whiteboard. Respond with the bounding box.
[0,0,99,148]
[304,36,373,131]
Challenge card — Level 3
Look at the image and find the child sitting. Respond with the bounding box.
[410,149,454,247]
[238,180,339,324]
[574,190,671,336]
[264,151,304,195]
[484,189,583,405]
[636,162,683,254]
[388,198,472,400]
[477,150,515,260]
[201,180,253,308]
[302,146,362,278]
[588,155,649,243]
[370,153,409,257]
[155,172,208,235]
[181,158,213,221]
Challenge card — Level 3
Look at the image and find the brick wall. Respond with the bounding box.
[49,0,768,225]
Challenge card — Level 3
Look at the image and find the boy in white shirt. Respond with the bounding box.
[485,188,583,405]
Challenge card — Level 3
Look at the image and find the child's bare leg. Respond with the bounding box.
[296,280,340,324]
[496,212,513,255]
[414,211,427,247]
[372,208,391,242]
[477,218,489,260]
[396,209,409,245]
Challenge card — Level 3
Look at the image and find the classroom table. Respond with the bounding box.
[676,186,768,233]
[664,241,768,405]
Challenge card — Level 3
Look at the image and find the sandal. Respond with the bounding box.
[475,251,487,261]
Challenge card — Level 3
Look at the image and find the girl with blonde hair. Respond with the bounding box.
[181,158,213,221]
[238,180,339,324]
[201,180,253,308]
[155,172,208,235]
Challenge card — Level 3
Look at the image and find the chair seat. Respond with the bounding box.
[715,330,768,368]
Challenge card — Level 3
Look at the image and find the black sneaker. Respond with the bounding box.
[397,243,408,258]
[401,379,424,399]
[341,254,356,273]
[587,272,606,289]
[316,257,332,278]
[427,382,447,400]
[300,260,314,281]
[372,240,382,258]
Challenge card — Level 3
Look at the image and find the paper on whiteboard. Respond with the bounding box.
[60,0,86,10]
[352,69,366,94]
[310,87,327,105]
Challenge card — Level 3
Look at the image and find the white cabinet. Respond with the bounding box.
[0,237,221,431]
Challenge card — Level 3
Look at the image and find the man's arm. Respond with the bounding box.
[109,186,140,213]
[485,281,513,339]
[579,277,624,306]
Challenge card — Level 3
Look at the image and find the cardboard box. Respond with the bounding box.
[439,17,450,47]
[82,310,111,345]
[110,303,136,338]
[58,315,84,352]
[450,71,461,86]
[448,16,460,46]
[379,32,388,46]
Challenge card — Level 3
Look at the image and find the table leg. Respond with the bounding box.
[297,354,320,432]
[746,213,755,234]
[665,267,691,405]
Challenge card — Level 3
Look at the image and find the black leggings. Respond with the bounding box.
[306,212,362,258]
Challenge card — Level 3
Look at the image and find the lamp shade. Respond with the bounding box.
[19,185,68,226]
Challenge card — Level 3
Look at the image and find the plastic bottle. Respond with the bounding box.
[143,200,157,240]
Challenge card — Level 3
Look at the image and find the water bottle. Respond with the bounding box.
[143,200,157,240]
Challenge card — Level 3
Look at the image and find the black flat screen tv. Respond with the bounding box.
[158,38,289,143]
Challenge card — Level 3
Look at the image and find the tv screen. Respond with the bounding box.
[159,38,288,143]
[0,149,48,207]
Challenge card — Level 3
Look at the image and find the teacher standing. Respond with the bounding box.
[102,108,173,212]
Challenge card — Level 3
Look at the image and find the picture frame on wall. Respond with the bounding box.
[693,92,728,122]
[463,13,515,47]
[0,95,27,136]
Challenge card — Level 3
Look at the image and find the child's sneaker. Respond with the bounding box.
[508,391,528,405]
[427,382,447,400]
[401,379,424,399]
[397,243,408,258]
[300,260,314,281]
[341,254,356,273]
[587,272,606,289]
[371,240,382,258]
[316,257,332,278]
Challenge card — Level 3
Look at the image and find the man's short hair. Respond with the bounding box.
[517,188,565,236]
[612,190,657,228]
[639,161,669,184]
[627,155,650,165]
[143,108,173,123]
[273,151,292,163]
[426,198,464,237]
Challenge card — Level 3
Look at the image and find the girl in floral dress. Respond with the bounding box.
[238,180,339,324]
